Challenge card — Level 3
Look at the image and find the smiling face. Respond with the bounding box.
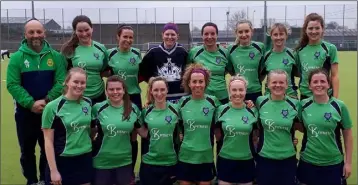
[202,26,217,47]
[229,80,246,105]
[118,29,134,50]
[75,21,93,45]
[162,29,178,48]
[309,73,330,96]
[236,23,253,45]
[271,27,287,48]
[106,81,125,104]
[151,80,168,104]
[189,72,206,97]
[306,20,324,43]
[268,73,288,97]
[66,72,87,98]
[25,20,45,48]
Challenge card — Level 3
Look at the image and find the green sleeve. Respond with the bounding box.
[255,96,263,109]
[133,103,142,125]
[215,105,223,123]
[6,52,35,109]
[140,108,147,126]
[340,101,352,129]
[187,47,197,63]
[264,33,272,52]
[46,51,66,101]
[297,101,303,122]
[252,107,259,119]
[225,49,234,75]
[91,103,99,120]
[41,102,56,129]
[101,45,109,71]
[329,44,338,64]
[213,96,222,107]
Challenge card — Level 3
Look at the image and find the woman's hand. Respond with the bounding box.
[50,170,62,185]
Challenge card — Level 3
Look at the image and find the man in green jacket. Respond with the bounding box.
[6,18,66,185]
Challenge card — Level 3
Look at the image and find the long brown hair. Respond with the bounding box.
[146,77,169,105]
[106,75,132,121]
[63,67,87,103]
[181,63,211,93]
[61,15,93,57]
[295,13,325,51]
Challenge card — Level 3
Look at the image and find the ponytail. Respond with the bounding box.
[61,32,79,58]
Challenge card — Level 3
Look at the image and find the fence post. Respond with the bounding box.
[342,4,345,46]
[7,9,9,42]
[99,8,102,43]
[62,8,65,44]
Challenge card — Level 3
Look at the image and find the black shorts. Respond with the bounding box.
[245,91,262,102]
[256,155,297,185]
[217,156,255,183]
[176,161,215,182]
[93,164,132,185]
[130,93,142,110]
[45,152,93,185]
[139,162,177,185]
[297,160,347,185]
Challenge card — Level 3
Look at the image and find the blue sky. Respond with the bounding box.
[1,1,357,29]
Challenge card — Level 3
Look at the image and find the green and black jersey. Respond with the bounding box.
[299,97,352,166]
[178,94,221,164]
[92,100,141,169]
[42,95,92,157]
[188,45,231,100]
[67,41,109,99]
[255,95,300,160]
[141,102,180,166]
[227,41,265,94]
[215,103,258,160]
[295,40,338,97]
[262,47,298,97]
[108,47,142,95]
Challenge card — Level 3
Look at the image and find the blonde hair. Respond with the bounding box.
[235,19,253,44]
[181,63,211,93]
[270,22,288,36]
[228,74,248,99]
[267,69,288,84]
[63,67,87,103]
[146,76,169,105]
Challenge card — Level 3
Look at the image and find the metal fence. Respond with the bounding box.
[1,4,357,51]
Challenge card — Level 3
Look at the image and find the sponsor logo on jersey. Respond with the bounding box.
[264,119,290,132]
[237,64,256,74]
[157,58,182,82]
[186,119,209,131]
[215,57,221,64]
[308,124,332,137]
[324,112,332,122]
[70,121,88,133]
[107,124,130,137]
[281,109,289,118]
[129,57,136,65]
[82,107,89,115]
[78,61,87,69]
[226,125,249,137]
[165,116,172,124]
[93,53,100,60]
[202,107,210,116]
[151,128,173,140]
[242,116,248,124]
[249,51,255,60]
[47,59,54,67]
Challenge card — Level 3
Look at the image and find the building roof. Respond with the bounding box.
[1,17,53,24]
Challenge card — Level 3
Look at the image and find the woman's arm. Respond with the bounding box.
[136,126,148,138]
[43,129,62,185]
[331,63,339,98]
[343,128,353,179]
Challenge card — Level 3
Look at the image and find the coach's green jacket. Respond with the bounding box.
[6,39,67,110]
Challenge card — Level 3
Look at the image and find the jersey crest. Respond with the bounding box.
[157,57,181,82]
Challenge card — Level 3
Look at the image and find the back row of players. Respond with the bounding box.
[7,12,351,185]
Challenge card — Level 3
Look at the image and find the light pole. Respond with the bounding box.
[31,1,35,18]
[226,10,230,42]
[252,10,256,27]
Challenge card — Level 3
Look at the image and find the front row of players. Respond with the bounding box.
[42,64,352,185]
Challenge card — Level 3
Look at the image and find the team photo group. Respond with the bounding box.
[6,10,353,185]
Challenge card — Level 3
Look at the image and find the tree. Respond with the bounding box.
[260,18,276,28]
[226,10,247,31]
[326,21,339,29]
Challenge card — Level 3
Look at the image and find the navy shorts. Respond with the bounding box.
[139,162,177,185]
[217,156,255,183]
[176,161,215,182]
[256,155,297,185]
[297,160,347,185]
[93,164,132,185]
[245,91,262,102]
[45,152,93,185]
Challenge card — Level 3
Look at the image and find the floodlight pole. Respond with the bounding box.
[31,1,35,18]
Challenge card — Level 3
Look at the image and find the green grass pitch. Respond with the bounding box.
[1,51,357,184]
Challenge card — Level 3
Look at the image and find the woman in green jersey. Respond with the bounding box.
[177,63,221,185]
[107,24,142,184]
[255,69,300,185]
[227,20,265,103]
[91,75,146,185]
[42,67,92,185]
[261,23,299,99]
[188,22,232,105]
[215,74,258,185]
[139,76,180,185]
[297,68,353,185]
[295,13,339,99]
[61,15,109,105]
